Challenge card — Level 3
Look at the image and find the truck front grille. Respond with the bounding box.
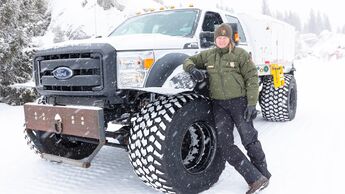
[37,52,103,92]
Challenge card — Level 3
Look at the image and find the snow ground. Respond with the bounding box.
[1,56,345,194]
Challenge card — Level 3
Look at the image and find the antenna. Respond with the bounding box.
[94,2,97,36]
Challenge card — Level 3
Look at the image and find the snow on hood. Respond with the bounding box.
[39,34,193,51]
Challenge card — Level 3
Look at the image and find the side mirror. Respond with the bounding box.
[227,23,240,45]
[199,31,214,48]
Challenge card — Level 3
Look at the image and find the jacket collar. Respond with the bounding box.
[215,47,230,54]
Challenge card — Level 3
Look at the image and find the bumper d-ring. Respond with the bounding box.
[54,113,63,134]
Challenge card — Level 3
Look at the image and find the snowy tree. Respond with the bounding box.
[273,11,302,32]
[0,0,50,85]
[287,11,302,32]
[275,11,302,32]
[97,0,125,11]
[0,0,51,104]
[306,9,317,34]
[316,11,323,34]
[323,13,332,32]
[304,10,332,34]
[262,0,272,16]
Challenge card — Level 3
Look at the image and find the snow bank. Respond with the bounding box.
[298,31,345,60]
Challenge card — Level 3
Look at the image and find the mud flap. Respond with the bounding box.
[24,103,106,168]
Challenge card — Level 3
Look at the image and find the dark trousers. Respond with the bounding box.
[213,97,271,184]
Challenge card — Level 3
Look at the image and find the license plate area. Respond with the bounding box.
[24,103,104,140]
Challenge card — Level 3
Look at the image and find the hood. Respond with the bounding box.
[39,34,194,51]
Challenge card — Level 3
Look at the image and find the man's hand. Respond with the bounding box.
[244,105,258,122]
[189,67,205,82]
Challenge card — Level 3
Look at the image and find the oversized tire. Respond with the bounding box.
[25,129,98,160]
[259,74,297,121]
[128,94,225,194]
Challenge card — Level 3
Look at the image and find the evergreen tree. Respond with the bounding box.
[274,11,284,21]
[323,13,332,32]
[305,9,317,34]
[316,11,323,34]
[304,10,332,34]
[274,10,301,32]
[0,0,51,87]
[97,0,125,11]
[292,11,302,32]
[262,0,271,16]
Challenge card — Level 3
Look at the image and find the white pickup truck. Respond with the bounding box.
[24,6,297,194]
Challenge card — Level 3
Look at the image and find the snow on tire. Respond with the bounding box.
[259,74,297,121]
[128,94,225,194]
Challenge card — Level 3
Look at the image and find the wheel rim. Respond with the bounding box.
[180,122,217,174]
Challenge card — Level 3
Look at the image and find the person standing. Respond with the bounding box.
[183,23,271,194]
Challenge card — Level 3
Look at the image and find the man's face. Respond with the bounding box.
[215,36,230,49]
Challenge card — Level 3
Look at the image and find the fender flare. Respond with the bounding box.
[145,53,189,87]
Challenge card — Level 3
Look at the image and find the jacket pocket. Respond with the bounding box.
[223,62,240,71]
[232,73,245,92]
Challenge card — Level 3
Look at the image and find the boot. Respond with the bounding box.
[246,176,269,194]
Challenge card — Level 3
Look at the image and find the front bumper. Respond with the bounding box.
[24,103,106,167]
[24,103,105,139]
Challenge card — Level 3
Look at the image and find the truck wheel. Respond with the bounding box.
[129,94,225,194]
[259,74,297,121]
[25,129,98,160]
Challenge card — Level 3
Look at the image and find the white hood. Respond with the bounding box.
[40,34,194,51]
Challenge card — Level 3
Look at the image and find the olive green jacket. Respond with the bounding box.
[183,47,259,106]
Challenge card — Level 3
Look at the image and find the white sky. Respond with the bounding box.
[220,0,344,31]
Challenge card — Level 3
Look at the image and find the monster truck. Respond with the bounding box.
[24,6,297,194]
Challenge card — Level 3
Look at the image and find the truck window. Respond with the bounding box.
[225,15,247,43]
[202,12,223,32]
[109,10,199,37]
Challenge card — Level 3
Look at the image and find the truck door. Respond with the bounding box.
[225,15,251,54]
[199,11,223,50]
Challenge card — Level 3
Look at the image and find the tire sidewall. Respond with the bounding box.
[163,99,224,194]
[259,74,297,121]
[287,75,297,120]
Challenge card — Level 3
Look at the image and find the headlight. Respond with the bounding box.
[117,51,155,88]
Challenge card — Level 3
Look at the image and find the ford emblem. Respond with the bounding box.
[52,67,73,80]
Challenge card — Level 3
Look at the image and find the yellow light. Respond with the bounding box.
[160,7,165,10]
[143,58,154,69]
[150,8,155,12]
[189,4,194,7]
[170,6,175,9]
[234,32,240,43]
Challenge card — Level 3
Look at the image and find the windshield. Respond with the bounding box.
[109,9,199,37]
